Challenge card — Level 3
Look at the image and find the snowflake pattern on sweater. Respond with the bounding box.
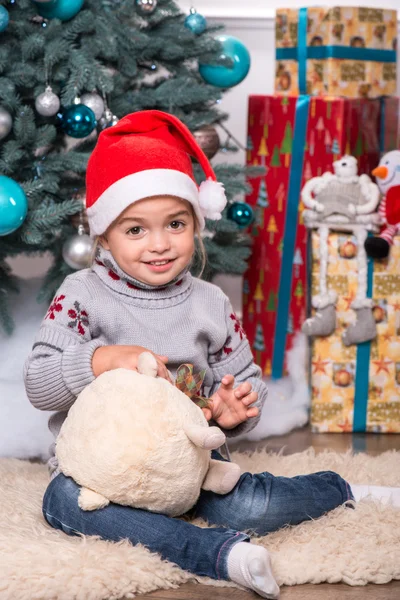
[68,301,89,336]
[45,294,65,320]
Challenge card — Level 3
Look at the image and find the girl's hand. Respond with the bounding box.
[92,345,171,381]
[203,375,259,429]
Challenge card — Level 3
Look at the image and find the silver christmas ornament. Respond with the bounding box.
[62,224,94,270]
[135,0,157,16]
[0,107,12,140]
[81,92,105,120]
[35,86,60,117]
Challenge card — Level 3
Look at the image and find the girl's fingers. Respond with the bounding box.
[242,391,258,406]
[234,382,252,399]
[221,374,235,389]
[158,355,169,364]
[246,407,259,418]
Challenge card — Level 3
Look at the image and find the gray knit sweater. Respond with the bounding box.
[24,248,266,476]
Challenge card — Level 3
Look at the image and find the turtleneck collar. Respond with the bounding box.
[91,246,193,305]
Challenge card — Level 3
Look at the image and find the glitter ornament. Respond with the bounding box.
[184,8,207,34]
[81,93,105,121]
[35,86,60,117]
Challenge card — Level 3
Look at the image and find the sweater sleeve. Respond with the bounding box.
[24,275,104,412]
[207,297,266,438]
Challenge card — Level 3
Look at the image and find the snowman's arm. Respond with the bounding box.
[301,173,333,211]
[354,175,380,215]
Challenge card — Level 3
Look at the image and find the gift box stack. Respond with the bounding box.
[242,5,400,432]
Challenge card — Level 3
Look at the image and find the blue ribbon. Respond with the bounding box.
[272,96,310,380]
[276,6,396,95]
[353,247,374,432]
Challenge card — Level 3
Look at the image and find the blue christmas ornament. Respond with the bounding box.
[227,202,254,229]
[60,104,97,138]
[0,176,28,236]
[184,9,207,35]
[0,5,9,32]
[199,35,250,88]
[36,0,84,22]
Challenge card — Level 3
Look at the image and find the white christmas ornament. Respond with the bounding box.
[0,107,12,140]
[35,86,60,117]
[62,224,94,270]
[81,92,105,120]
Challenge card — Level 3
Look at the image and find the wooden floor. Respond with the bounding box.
[143,427,400,600]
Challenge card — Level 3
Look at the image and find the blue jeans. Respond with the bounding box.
[42,451,354,581]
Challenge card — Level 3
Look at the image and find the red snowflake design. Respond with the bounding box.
[127,282,140,290]
[45,294,65,320]
[214,336,233,362]
[108,270,120,281]
[230,313,246,340]
[67,301,89,336]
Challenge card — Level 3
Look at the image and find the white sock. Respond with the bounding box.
[227,541,280,599]
[350,483,400,507]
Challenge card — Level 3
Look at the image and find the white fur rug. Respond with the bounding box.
[1,448,399,599]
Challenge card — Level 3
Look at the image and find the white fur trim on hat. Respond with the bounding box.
[88,169,204,236]
[199,179,227,221]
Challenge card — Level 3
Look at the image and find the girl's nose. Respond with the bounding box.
[148,230,171,253]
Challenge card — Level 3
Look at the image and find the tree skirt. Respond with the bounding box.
[1,448,399,600]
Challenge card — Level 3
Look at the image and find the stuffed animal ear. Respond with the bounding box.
[137,352,158,377]
[176,363,206,398]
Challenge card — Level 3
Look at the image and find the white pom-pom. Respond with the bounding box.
[198,178,227,221]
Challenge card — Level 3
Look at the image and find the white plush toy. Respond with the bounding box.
[56,352,241,517]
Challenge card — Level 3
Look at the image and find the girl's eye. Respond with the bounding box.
[128,226,142,235]
[169,220,184,230]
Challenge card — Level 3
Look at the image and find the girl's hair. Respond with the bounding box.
[89,205,208,279]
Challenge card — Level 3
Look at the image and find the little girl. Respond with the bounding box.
[24,111,399,599]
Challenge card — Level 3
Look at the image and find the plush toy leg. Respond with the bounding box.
[302,226,337,337]
[78,487,110,511]
[343,229,377,346]
[184,424,226,450]
[202,459,241,494]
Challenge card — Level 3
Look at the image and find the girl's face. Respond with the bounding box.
[100,196,195,286]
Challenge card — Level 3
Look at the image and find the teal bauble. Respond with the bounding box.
[184,9,207,35]
[0,5,9,32]
[199,35,251,88]
[0,176,28,236]
[60,104,97,138]
[227,202,254,229]
[36,0,84,22]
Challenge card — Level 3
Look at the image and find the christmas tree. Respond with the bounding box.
[0,0,255,332]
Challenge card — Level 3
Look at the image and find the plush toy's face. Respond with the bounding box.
[372,150,400,194]
[333,155,358,179]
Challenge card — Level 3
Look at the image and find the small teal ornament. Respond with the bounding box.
[227,202,254,229]
[60,104,97,138]
[0,176,28,236]
[199,35,250,88]
[0,5,9,32]
[184,8,207,35]
[36,0,84,22]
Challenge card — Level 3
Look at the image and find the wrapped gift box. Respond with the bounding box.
[243,95,397,380]
[275,6,397,98]
[310,232,400,433]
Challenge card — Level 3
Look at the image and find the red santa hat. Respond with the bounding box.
[86,110,227,236]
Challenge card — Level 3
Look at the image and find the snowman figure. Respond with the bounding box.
[301,155,381,346]
[365,150,400,259]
